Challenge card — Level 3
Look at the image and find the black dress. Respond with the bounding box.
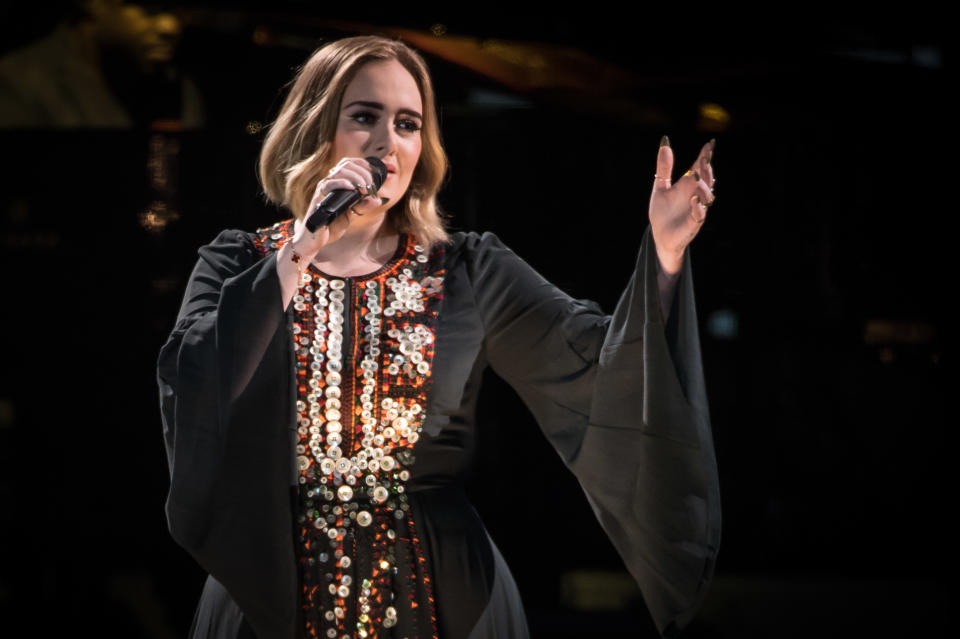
[157,219,721,639]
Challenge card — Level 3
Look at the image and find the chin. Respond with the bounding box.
[381,186,406,205]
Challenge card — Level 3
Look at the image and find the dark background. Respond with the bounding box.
[0,3,950,637]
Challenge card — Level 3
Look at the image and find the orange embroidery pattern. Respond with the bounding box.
[253,219,442,638]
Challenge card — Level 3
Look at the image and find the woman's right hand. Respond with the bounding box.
[290,157,385,257]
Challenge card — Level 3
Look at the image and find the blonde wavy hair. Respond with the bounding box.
[258,35,452,253]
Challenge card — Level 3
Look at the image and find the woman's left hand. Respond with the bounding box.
[648,137,716,274]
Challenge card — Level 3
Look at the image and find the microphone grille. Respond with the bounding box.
[366,157,388,191]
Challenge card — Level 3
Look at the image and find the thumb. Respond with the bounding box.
[655,135,673,188]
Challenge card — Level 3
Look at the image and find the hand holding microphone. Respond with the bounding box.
[306,156,388,232]
[287,156,390,262]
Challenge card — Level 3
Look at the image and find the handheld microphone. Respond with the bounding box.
[305,157,388,233]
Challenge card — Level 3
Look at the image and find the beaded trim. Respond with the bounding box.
[253,219,444,639]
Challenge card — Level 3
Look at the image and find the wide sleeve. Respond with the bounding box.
[156,229,299,638]
[465,225,721,638]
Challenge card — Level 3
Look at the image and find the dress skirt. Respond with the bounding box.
[188,486,530,639]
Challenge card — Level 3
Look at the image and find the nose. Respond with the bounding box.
[368,118,399,158]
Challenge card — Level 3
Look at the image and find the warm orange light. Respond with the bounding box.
[698,102,732,133]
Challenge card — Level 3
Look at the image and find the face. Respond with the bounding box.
[330,59,424,207]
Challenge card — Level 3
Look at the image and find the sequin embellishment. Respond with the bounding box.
[254,219,444,639]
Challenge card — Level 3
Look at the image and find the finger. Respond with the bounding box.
[355,158,379,192]
[690,194,708,225]
[694,139,713,167]
[332,166,371,194]
[341,159,376,194]
[312,178,358,206]
[352,193,384,212]
[327,158,347,175]
[691,172,715,208]
[699,159,715,191]
[335,158,374,193]
[696,139,716,190]
[654,135,673,189]
[680,168,714,203]
[323,162,370,195]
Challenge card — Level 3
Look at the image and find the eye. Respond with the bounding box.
[397,118,421,133]
[349,111,377,125]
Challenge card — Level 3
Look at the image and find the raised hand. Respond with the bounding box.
[648,137,716,275]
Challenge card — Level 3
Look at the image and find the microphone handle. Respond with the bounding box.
[304,188,363,233]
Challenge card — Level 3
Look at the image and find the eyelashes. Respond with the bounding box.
[349,111,421,133]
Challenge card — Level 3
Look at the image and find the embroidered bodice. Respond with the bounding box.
[254,219,447,639]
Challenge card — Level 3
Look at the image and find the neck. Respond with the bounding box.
[312,209,397,263]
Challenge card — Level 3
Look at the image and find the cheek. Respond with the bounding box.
[330,130,345,159]
[332,128,366,158]
[404,137,422,169]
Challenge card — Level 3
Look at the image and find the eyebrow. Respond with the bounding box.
[343,100,423,120]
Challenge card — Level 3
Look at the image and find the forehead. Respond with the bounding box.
[342,59,422,110]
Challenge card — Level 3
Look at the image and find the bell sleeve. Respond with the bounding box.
[156,229,298,638]
[465,225,721,638]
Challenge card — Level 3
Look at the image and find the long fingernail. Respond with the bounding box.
[660,135,671,148]
[709,138,716,151]
[692,170,701,182]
